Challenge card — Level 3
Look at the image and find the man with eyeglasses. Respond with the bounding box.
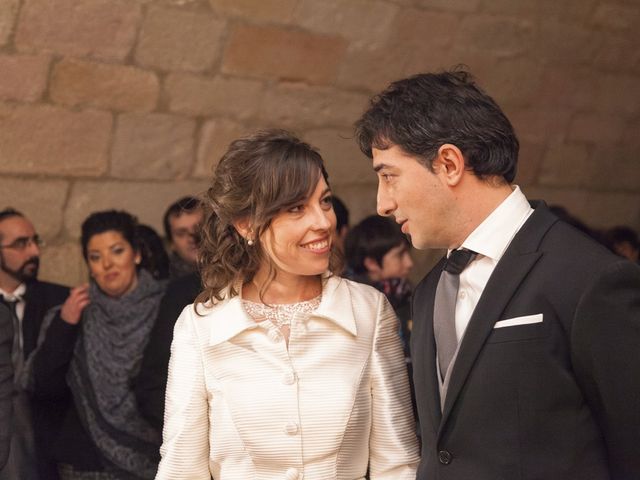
[0,208,69,480]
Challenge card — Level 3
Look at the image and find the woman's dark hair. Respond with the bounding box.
[354,68,519,183]
[197,129,342,306]
[136,224,170,280]
[345,215,408,274]
[81,210,140,261]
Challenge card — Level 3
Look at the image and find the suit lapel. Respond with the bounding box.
[413,257,445,433]
[438,201,558,431]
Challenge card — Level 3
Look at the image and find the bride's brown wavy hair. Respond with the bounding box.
[195,129,342,310]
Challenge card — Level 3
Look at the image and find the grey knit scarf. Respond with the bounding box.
[68,269,166,480]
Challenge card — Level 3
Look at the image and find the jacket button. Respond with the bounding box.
[284,422,299,435]
[438,449,453,465]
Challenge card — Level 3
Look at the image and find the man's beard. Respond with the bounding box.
[0,256,39,283]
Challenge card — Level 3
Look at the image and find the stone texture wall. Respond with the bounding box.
[0,0,638,286]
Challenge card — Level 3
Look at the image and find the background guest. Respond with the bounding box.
[162,196,203,279]
[603,225,640,264]
[0,303,12,471]
[137,224,170,280]
[0,208,69,480]
[25,210,166,480]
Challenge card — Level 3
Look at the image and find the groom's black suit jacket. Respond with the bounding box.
[412,202,640,480]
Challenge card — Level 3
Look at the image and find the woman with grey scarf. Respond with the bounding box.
[26,210,167,480]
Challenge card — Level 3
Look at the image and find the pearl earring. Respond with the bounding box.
[247,238,254,246]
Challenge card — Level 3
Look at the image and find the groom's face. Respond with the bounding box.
[372,144,454,250]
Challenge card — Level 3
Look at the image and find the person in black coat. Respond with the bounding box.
[0,303,12,471]
[134,271,201,430]
[354,70,640,480]
[0,208,70,480]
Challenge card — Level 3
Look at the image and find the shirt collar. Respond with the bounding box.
[460,185,533,262]
[0,283,26,302]
[207,275,357,346]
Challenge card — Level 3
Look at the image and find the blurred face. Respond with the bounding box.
[378,242,413,280]
[86,230,141,298]
[0,216,41,288]
[373,144,454,250]
[168,209,203,266]
[260,176,337,281]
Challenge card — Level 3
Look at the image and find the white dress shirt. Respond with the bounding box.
[453,186,533,342]
[156,276,419,480]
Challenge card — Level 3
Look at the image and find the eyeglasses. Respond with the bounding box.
[0,235,45,251]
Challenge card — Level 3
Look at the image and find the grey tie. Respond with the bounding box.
[6,299,22,382]
[433,249,477,380]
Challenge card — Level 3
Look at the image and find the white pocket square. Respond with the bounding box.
[494,314,543,329]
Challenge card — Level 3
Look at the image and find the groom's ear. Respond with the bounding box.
[434,143,465,187]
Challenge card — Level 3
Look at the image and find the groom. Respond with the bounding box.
[354,70,640,480]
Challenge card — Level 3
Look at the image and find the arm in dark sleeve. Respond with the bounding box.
[572,260,640,480]
[135,295,190,431]
[0,305,13,470]
[29,311,80,399]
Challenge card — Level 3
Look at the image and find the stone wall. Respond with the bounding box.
[0,0,638,286]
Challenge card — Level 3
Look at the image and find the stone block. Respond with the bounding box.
[258,83,369,130]
[586,146,640,192]
[594,74,640,117]
[0,54,50,102]
[538,143,594,188]
[0,0,20,46]
[15,0,140,60]
[456,15,534,58]
[414,0,480,13]
[222,24,347,85]
[591,3,640,30]
[508,107,573,144]
[165,73,263,119]
[293,0,398,47]
[534,20,599,65]
[111,113,196,180]
[38,241,87,288]
[135,6,224,72]
[592,35,639,73]
[194,118,248,178]
[303,128,374,186]
[51,58,159,112]
[481,0,598,21]
[0,104,111,176]
[476,58,544,108]
[535,66,596,111]
[336,43,412,93]
[0,177,68,238]
[208,0,297,22]
[567,113,625,144]
[64,180,209,237]
[515,140,545,187]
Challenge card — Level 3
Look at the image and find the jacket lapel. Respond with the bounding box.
[414,257,446,433]
[438,201,558,431]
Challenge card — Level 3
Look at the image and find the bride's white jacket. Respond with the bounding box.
[156,276,419,480]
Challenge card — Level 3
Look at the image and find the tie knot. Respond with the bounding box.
[443,249,477,275]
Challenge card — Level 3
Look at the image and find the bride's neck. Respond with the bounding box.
[244,270,321,304]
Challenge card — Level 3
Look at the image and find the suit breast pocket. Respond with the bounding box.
[486,314,549,344]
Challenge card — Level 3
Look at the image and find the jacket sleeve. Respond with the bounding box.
[572,260,640,480]
[369,293,420,479]
[156,307,211,479]
[28,309,79,399]
[0,305,13,470]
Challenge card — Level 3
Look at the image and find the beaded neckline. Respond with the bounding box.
[242,295,321,330]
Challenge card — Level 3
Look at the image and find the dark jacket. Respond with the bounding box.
[0,304,12,470]
[134,272,201,430]
[23,280,70,480]
[412,202,640,480]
